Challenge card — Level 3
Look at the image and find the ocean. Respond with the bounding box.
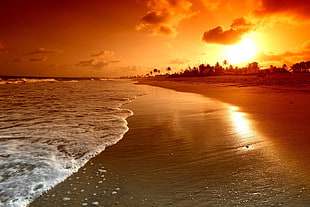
[0,78,144,207]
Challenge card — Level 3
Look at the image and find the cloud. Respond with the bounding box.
[77,50,121,68]
[90,50,114,58]
[76,58,121,68]
[255,0,310,19]
[136,0,198,36]
[108,58,121,64]
[202,17,253,45]
[231,17,252,28]
[258,51,295,62]
[92,61,110,68]
[29,56,47,62]
[257,41,310,65]
[76,59,98,67]
[28,48,63,55]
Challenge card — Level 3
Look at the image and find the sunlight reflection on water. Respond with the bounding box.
[227,105,267,151]
[227,104,286,171]
[230,106,252,137]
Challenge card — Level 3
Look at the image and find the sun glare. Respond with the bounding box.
[224,36,257,65]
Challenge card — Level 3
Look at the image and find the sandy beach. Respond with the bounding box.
[30,74,310,206]
[137,74,310,171]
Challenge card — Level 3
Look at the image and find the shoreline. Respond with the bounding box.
[136,74,310,172]
[29,76,310,206]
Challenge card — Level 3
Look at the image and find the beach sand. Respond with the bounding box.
[30,74,310,206]
[137,74,310,171]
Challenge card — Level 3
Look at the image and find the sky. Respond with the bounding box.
[0,0,309,77]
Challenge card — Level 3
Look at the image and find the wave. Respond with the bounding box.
[0,80,143,207]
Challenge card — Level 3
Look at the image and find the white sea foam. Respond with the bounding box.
[0,79,144,207]
[0,78,58,85]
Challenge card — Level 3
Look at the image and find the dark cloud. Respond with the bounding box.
[140,11,170,24]
[29,56,47,62]
[158,25,175,36]
[202,17,253,45]
[28,48,63,55]
[255,0,310,18]
[231,17,252,29]
[136,0,198,36]
[202,26,243,45]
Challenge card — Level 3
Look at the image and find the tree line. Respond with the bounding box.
[144,60,310,78]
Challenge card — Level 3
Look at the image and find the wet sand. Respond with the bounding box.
[137,74,310,172]
[30,74,310,206]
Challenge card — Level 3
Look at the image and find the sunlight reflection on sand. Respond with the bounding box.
[230,106,252,138]
[227,104,291,172]
[225,104,264,149]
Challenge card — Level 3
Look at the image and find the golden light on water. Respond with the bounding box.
[230,106,253,140]
[229,105,281,165]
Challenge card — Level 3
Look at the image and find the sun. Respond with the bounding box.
[224,36,257,65]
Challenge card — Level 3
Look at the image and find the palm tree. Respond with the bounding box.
[223,60,228,69]
[291,63,301,73]
[248,62,259,73]
[214,62,223,75]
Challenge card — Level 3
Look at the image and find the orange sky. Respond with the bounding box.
[0,0,309,77]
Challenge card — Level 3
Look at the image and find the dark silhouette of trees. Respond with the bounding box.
[167,61,261,77]
[198,64,205,74]
[247,62,259,73]
[291,61,310,73]
[214,62,224,75]
[143,60,310,78]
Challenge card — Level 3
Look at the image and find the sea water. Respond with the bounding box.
[0,78,144,207]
